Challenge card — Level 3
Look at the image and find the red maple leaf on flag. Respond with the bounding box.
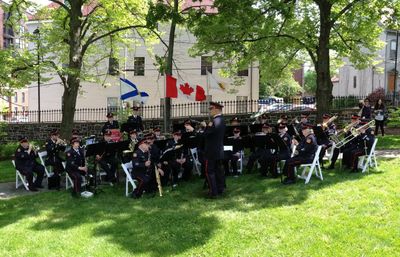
[179,83,194,96]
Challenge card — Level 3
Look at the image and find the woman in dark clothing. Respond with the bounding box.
[360,98,372,120]
[374,99,386,136]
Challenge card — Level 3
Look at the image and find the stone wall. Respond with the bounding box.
[0,109,357,144]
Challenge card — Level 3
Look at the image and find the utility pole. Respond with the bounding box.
[33,28,41,123]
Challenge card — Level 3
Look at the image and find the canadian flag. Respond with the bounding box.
[166,75,206,101]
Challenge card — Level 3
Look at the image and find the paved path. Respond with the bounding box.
[1,149,399,200]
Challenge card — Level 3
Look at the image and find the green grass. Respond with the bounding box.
[0,158,399,257]
[0,160,15,183]
[374,135,400,150]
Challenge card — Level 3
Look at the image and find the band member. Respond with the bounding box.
[127,106,144,132]
[277,114,289,125]
[282,123,317,185]
[66,138,87,197]
[295,112,310,136]
[223,127,243,177]
[348,121,375,172]
[246,123,271,173]
[204,102,226,198]
[165,130,193,186]
[230,117,240,126]
[259,124,292,178]
[96,130,117,184]
[131,139,152,198]
[154,127,165,140]
[101,112,119,135]
[45,129,66,178]
[318,114,336,167]
[255,113,269,124]
[146,133,167,187]
[14,136,45,191]
[328,114,360,169]
[71,129,83,146]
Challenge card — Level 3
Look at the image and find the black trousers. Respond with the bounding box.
[205,159,225,196]
[223,152,240,176]
[374,120,385,136]
[131,171,151,197]
[68,170,86,193]
[98,157,117,182]
[19,164,45,188]
[169,159,194,184]
[282,156,312,180]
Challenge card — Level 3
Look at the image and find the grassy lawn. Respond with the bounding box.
[0,158,399,257]
[0,160,15,183]
[375,135,400,150]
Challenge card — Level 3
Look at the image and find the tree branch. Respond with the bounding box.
[48,0,71,13]
[330,0,364,25]
[43,60,67,88]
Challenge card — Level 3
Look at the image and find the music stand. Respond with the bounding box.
[85,142,106,195]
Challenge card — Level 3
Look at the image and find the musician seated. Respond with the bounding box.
[14,136,45,191]
[131,139,152,198]
[153,127,165,140]
[146,133,167,187]
[230,117,240,126]
[165,130,193,186]
[259,124,291,178]
[277,114,288,125]
[96,131,117,184]
[223,127,243,177]
[318,114,336,167]
[71,129,83,146]
[328,114,360,170]
[346,120,375,172]
[282,123,317,185]
[246,123,271,173]
[255,113,269,124]
[101,112,119,135]
[45,129,66,177]
[66,138,87,197]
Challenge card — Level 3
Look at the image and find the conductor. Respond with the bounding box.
[204,102,226,198]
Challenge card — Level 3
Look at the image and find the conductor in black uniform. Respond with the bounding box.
[204,101,226,198]
[14,136,45,191]
[66,138,87,197]
[101,112,119,135]
[127,106,144,132]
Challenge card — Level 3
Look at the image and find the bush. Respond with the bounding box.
[332,96,360,109]
[367,87,386,105]
[387,107,400,128]
[0,143,19,160]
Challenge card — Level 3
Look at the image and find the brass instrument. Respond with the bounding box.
[56,138,68,147]
[322,115,338,128]
[330,120,360,145]
[29,143,40,152]
[334,120,375,149]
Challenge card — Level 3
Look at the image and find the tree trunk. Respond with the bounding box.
[163,0,178,133]
[60,2,83,139]
[315,1,333,122]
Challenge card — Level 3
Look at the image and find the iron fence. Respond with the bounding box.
[1,94,398,123]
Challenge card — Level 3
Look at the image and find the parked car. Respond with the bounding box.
[258,96,284,105]
[302,96,316,104]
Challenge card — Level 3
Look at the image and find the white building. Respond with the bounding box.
[334,30,398,97]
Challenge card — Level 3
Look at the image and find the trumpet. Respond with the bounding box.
[56,138,68,146]
[334,120,375,149]
[29,143,40,152]
[322,115,338,128]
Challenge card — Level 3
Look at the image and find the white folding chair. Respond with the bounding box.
[237,150,244,174]
[278,145,297,174]
[190,148,202,176]
[64,162,87,190]
[358,138,378,173]
[38,151,53,177]
[296,145,323,184]
[121,162,137,197]
[12,160,30,190]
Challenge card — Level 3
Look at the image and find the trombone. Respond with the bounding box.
[330,120,360,145]
[334,120,375,149]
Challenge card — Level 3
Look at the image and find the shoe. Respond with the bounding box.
[327,165,335,170]
[71,191,80,198]
[350,168,360,173]
[29,186,38,192]
[206,194,218,199]
[282,178,296,185]
[35,185,44,189]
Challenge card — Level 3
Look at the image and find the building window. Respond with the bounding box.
[14,92,18,103]
[200,95,212,114]
[390,39,397,60]
[236,96,248,113]
[22,92,25,103]
[107,97,119,113]
[134,57,145,76]
[353,76,357,89]
[201,56,212,75]
[237,69,248,76]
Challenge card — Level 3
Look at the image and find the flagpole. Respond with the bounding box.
[207,71,211,122]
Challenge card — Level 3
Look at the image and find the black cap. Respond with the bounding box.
[144,133,155,140]
[137,138,149,146]
[184,119,192,125]
[173,130,182,136]
[104,130,112,136]
[301,123,314,130]
[106,112,114,118]
[262,123,270,128]
[233,127,241,133]
[280,114,288,119]
[301,112,310,117]
[278,124,287,129]
[209,101,223,109]
[70,137,80,145]
[129,129,137,135]
[231,117,240,122]
[71,129,80,135]
[19,136,28,143]
[50,129,59,136]
[261,113,269,119]
[132,106,140,111]
[153,127,161,132]
[351,114,360,119]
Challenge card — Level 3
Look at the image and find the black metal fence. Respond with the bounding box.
[1,94,398,123]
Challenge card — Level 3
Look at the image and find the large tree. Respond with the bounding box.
[6,0,152,137]
[188,0,395,119]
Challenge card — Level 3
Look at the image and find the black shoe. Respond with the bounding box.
[71,191,80,198]
[35,185,44,189]
[282,178,296,185]
[350,168,360,173]
[206,193,218,199]
[327,165,335,170]
[29,186,38,192]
